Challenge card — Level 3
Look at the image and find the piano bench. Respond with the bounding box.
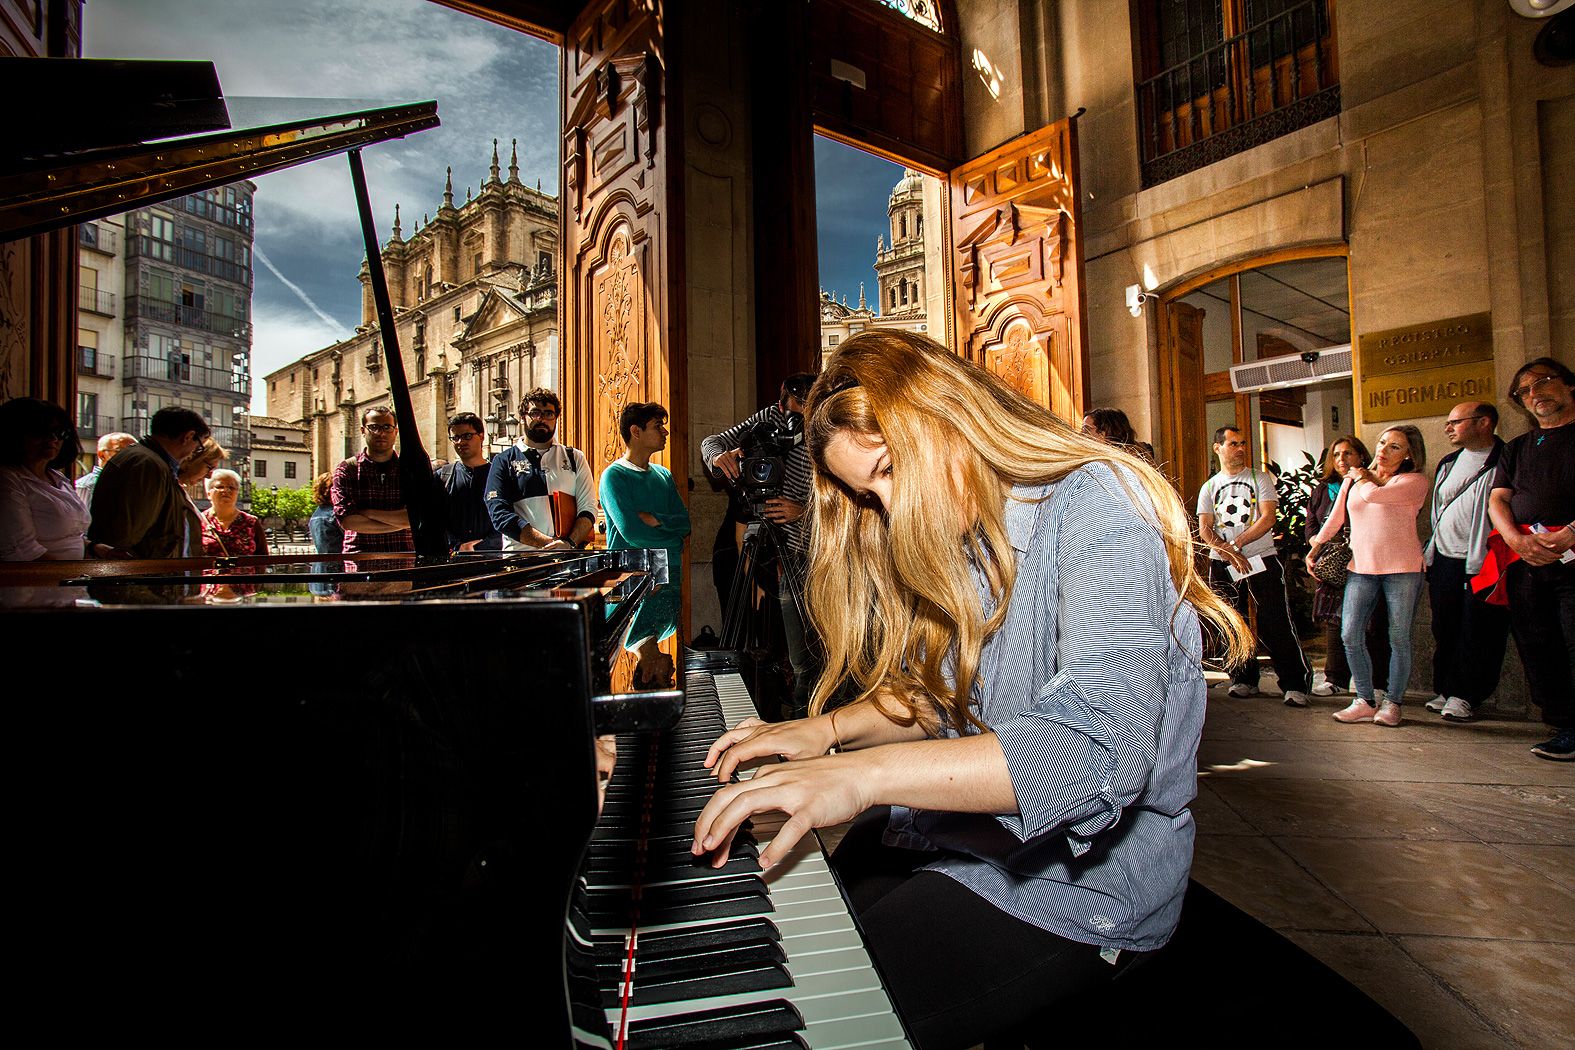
[984,880,1421,1049]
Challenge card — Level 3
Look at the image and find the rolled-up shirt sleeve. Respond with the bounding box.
[990,472,1173,850]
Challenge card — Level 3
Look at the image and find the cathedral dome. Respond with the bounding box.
[889,167,924,204]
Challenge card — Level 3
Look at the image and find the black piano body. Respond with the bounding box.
[4,551,669,1034]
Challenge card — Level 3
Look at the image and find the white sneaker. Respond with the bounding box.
[1441,697,1475,723]
[1284,690,1310,708]
[1227,683,1255,698]
[1311,681,1338,696]
[1425,694,1449,713]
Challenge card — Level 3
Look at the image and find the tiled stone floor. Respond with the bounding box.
[1194,673,1574,1049]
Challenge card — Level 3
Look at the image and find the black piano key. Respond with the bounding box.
[604,956,793,1008]
[588,874,772,926]
[624,999,807,1050]
[622,917,781,956]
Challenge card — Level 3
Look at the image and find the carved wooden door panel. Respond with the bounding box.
[948,119,1088,422]
[1164,299,1208,497]
[560,0,677,480]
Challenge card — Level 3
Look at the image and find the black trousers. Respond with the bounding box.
[830,810,1125,1050]
[1505,559,1575,729]
[1207,556,1312,693]
[1427,555,1511,705]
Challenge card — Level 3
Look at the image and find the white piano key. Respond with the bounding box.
[597,663,911,1049]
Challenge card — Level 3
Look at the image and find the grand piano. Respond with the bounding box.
[2,551,911,1048]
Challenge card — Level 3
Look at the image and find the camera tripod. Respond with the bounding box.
[719,516,810,720]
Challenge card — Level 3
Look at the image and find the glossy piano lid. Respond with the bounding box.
[1,81,438,239]
[0,547,665,609]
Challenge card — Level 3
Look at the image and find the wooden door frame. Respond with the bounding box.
[1155,242,1349,495]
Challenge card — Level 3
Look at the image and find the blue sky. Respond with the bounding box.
[85,2,900,410]
[814,137,906,309]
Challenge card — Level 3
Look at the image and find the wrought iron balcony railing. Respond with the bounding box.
[1137,0,1339,188]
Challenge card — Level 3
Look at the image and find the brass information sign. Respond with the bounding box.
[1358,312,1494,422]
[1362,361,1498,423]
[1359,313,1493,378]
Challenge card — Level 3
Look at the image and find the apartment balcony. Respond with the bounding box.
[78,286,116,317]
[119,418,251,457]
[76,414,119,440]
[125,355,253,399]
[126,295,250,338]
[78,223,119,255]
[77,348,115,379]
[1137,0,1339,188]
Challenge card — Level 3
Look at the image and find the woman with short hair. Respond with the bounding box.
[693,331,1250,1048]
[199,468,268,560]
[1310,425,1428,726]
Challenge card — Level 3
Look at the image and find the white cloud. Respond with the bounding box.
[250,306,350,413]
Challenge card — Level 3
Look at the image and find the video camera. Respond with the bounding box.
[734,410,804,521]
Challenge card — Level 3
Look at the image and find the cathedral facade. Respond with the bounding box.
[262,141,559,478]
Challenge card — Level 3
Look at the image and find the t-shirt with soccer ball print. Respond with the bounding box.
[1196,468,1279,562]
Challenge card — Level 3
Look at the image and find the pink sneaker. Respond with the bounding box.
[1373,699,1402,727]
[1333,698,1378,723]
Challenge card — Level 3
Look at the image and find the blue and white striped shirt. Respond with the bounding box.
[885,463,1206,952]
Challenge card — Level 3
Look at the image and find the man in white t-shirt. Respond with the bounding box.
[1423,402,1509,724]
[1197,426,1312,706]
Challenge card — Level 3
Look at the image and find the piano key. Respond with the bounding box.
[592,659,911,1049]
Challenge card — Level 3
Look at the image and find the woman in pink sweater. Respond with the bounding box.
[1309,425,1428,727]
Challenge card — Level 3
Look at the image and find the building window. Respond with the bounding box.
[1133,0,1339,188]
[829,335,840,346]
[453,306,461,323]
[144,213,176,261]
[537,250,552,271]
[255,459,267,478]
[284,461,297,480]
[78,392,97,431]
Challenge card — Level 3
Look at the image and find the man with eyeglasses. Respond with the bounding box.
[329,406,413,554]
[486,387,597,550]
[87,406,210,558]
[1422,402,1509,724]
[435,412,500,552]
[1488,357,1575,760]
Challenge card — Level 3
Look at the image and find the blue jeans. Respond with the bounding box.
[1341,571,1424,702]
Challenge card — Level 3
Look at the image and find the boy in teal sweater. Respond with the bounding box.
[600,401,691,688]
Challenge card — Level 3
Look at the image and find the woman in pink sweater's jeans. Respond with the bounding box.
[1309,426,1428,727]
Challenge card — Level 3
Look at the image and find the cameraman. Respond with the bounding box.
[702,373,817,714]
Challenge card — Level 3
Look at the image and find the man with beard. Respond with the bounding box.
[1488,358,1575,760]
[486,387,597,549]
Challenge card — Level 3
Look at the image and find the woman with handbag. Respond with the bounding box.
[1310,427,1429,726]
[1305,436,1389,698]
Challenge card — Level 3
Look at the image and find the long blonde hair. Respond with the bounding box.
[804,330,1251,733]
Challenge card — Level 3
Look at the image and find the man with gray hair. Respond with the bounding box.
[1423,402,1509,724]
[76,432,136,525]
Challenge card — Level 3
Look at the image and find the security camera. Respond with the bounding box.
[1300,351,1320,365]
[1126,285,1152,317]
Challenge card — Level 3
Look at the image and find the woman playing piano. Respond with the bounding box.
[694,331,1251,1049]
